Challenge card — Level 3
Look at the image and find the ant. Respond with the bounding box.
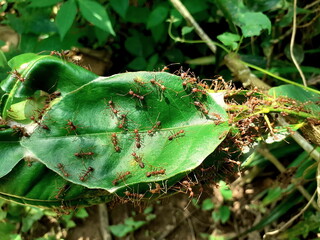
[111,133,121,152]
[133,77,147,86]
[45,91,61,104]
[131,152,144,168]
[147,120,161,136]
[133,129,142,148]
[30,116,50,130]
[57,163,70,177]
[150,78,166,91]
[146,169,166,177]
[192,101,209,115]
[117,114,129,130]
[180,180,195,198]
[11,125,30,137]
[65,120,81,134]
[119,89,152,106]
[55,184,70,200]
[74,151,94,158]
[10,70,25,82]
[124,191,144,199]
[149,183,162,194]
[50,50,71,60]
[112,171,131,185]
[168,130,185,141]
[79,166,94,182]
[105,99,120,117]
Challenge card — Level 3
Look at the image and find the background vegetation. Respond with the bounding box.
[0,0,319,239]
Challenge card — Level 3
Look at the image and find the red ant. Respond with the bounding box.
[55,184,70,200]
[147,120,161,136]
[112,171,131,185]
[57,163,70,177]
[124,191,144,199]
[10,70,25,82]
[50,50,71,60]
[149,183,162,194]
[106,99,120,116]
[192,101,209,115]
[146,169,166,177]
[150,78,166,91]
[74,151,94,158]
[133,129,142,148]
[11,125,30,137]
[132,152,144,168]
[182,77,197,88]
[133,77,147,85]
[180,180,195,198]
[111,133,121,152]
[46,91,61,104]
[65,120,81,134]
[168,130,185,141]
[117,114,129,130]
[79,166,94,182]
[30,116,50,130]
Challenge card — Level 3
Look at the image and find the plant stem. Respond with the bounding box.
[227,104,320,121]
[290,0,307,86]
[169,0,217,54]
[242,61,320,95]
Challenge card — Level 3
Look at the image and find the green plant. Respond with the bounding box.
[1,53,319,213]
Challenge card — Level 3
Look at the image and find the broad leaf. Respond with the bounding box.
[0,55,230,208]
[78,0,115,36]
[269,85,320,115]
[216,0,271,37]
[56,0,77,40]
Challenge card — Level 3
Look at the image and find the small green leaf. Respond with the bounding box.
[79,0,115,36]
[28,0,61,8]
[110,0,129,18]
[0,50,8,68]
[202,198,214,211]
[212,206,230,224]
[21,208,44,232]
[147,6,169,29]
[262,187,282,206]
[144,206,153,214]
[219,181,232,200]
[181,26,194,36]
[238,12,271,37]
[217,32,241,51]
[284,44,305,64]
[127,57,147,70]
[0,222,16,240]
[74,208,89,218]
[126,6,149,23]
[109,217,146,237]
[216,0,271,37]
[56,0,77,40]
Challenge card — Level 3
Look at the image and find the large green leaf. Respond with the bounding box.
[0,55,230,208]
[22,71,229,193]
[269,85,320,115]
[56,0,77,40]
[78,0,115,36]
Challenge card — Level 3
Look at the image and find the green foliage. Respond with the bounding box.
[55,0,77,40]
[217,32,241,51]
[0,54,229,208]
[212,205,230,224]
[109,217,147,237]
[219,181,233,201]
[0,0,319,238]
